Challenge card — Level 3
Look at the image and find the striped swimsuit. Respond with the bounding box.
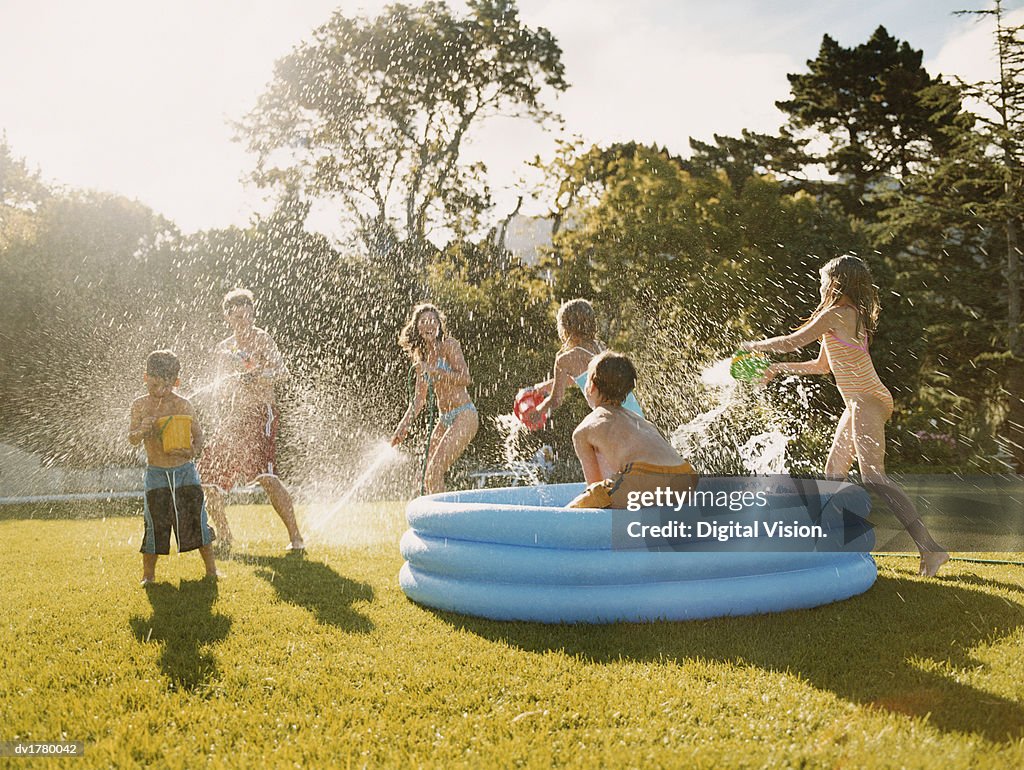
[822,332,894,414]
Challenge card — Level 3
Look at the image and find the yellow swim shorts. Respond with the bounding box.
[568,461,698,509]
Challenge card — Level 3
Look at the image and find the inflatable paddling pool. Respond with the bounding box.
[399,479,877,624]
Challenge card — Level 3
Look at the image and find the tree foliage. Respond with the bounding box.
[240,0,566,263]
[0,136,49,250]
[873,3,1024,469]
[777,26,965,214]
[685,130,811,194]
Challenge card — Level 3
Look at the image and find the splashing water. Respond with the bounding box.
[493,414,543,486]
[699,356,737,390]
[671,358,739,455]
[305,440,405,543]
[739,430,791,475]
[186,372,241,400]
[672,357,792,475]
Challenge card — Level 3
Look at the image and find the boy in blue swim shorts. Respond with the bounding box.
[128,350,219,585]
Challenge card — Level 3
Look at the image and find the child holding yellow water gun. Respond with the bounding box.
[128,349,218,585]
[742,255,948,577]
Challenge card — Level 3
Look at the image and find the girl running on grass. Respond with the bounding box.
[742,255,948,577]
[391,303,478,495]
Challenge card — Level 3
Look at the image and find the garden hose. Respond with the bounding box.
[874,552,1024,567]
[408,364,437,496]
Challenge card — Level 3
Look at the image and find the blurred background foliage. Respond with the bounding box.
[1,0,1021,479]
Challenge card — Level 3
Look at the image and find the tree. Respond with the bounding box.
[877,2,1024,469]
[0,135,49,251]
[685,129,811,194]
[239,0,566,268]
[777,26,964,215]
[954,1,1024,356]
[541,142,860,333]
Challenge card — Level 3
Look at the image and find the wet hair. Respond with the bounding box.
[398,303,447,363]
[222,288,255,313]
[588,351,636,405]
[807,255,880,341]
[146,349,180,381]
[556,299,598,344]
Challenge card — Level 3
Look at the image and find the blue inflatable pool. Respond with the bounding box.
[399,480,877,623]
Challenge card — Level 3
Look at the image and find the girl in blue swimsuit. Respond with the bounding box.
[529,299,644,420]
[391,303,478,494]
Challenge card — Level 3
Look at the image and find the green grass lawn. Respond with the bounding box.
[2,501,1024,768]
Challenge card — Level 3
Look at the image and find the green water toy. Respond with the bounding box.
[730,350,771,382]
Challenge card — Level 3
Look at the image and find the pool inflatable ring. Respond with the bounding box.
[399,480,877,623]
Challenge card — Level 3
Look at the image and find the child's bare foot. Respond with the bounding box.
[919,550,949,577]
[204,570,225,579]
[140,577,155,586]
[286,539,306,553]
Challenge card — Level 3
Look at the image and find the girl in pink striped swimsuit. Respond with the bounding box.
[742,256,948,577]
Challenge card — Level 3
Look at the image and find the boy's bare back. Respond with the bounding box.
[573,406,684,483]
[567,351,696,510]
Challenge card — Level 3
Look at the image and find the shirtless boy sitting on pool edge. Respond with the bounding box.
[568,351,697,509]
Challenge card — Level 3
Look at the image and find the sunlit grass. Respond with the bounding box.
[3,503,1024,768]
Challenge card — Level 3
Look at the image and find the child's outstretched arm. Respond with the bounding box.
[743,307,843,355]
[391,369,429,446]
[536,355,572,415]
[762,346,830,382]
[530,377,554,395]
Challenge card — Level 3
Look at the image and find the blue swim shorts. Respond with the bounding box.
[141,462,214,555]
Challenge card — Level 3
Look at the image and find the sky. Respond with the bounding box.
[1,0,1020,236]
